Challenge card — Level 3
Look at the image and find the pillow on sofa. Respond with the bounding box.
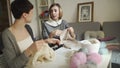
[98,36,116,41]
[84,31,104,40]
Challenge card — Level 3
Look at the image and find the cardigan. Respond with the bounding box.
[2,24,35,68]
[42,20,69,39]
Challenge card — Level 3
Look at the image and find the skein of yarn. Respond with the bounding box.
[70,52,87,68]
[87,53,102,64]
[80,39,101,54]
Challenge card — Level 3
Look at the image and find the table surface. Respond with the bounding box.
[34,40,112,68]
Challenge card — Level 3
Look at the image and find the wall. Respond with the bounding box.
[9,0,120,38]
[29,0,41,39]
[55,0,120,24]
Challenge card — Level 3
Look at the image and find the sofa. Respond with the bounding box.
[103,21,120,43]
[68,21,120,67]
[69,21,120,42]
[69,22,102,40]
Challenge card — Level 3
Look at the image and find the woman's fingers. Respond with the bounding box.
[67,27,76,38]
[55,30,63,36]
[49,30,62,38]
[45,38,60,44]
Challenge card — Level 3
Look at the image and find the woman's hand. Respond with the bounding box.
[49,29,63,38]
[67,27,74,32]
[67,27,76,38]
[25,40,46,57]
[44,38,60,45]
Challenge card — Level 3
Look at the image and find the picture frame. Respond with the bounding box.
[77,2,94,22]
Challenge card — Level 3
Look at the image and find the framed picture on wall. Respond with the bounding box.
[77,2,94,22]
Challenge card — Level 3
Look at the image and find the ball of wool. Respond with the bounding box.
[87,53,102,64]
[99,48,109,55]
[81,39,100,54]
[78,48,88,54]
[70,52,87,68]
[100,42,106,48]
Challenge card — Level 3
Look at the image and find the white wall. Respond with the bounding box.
[55,0,120,24]
[29,0,40,39]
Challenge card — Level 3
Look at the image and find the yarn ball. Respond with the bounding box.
[100,42,106,48]
[99,48,109,55]
[70,52,87,68]
[78,48,88,54]
[80,39,100,54]
[87,53,102,64]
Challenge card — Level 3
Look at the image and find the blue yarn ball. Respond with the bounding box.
[100,42,106,48]
[99,48,109,55]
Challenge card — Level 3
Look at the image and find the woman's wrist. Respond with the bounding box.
[44,39,49,43]
[49,32,54,38]
[24,48,33,57]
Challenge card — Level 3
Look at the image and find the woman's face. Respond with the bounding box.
[50,6,59,21]
[24,9,34,23]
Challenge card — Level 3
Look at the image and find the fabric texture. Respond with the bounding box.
[25,24,35,41]
[68,22,101,40]
[45,19,62,26]
[60,29,75,41]
[80,39,101,54]
[17,36,33,53]
[42,20,69,39]
[84,31,104,40]
[1,24,34,68]
[26,43,55,68]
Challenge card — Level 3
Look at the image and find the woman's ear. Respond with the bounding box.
[22,13,28,18]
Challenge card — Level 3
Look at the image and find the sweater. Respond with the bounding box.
[2,24,34,68]
[42,20,69,39]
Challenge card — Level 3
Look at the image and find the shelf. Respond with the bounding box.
[40,0,48,5]
[40,5,48,7]
[38,0,54,21]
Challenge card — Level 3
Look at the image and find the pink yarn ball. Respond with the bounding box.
[87,53,102,64]
[70,52,87,68]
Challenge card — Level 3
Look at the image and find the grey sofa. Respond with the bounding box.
[69,22,101,40]
[103,21,120,43]
[68,21,120,42]
[102,21,120,67]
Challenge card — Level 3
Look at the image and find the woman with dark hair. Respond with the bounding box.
[2,0,60,68]
[42,3,75,39]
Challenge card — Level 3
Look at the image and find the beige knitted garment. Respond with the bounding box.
[26,43,55,68]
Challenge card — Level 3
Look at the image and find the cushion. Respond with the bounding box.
[84,31,104,40]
